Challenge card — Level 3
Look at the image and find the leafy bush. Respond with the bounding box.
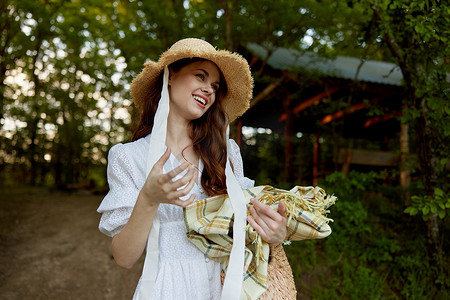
[284,170,449,299]
[404,188,450,221]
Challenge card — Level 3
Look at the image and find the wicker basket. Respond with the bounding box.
[221,244,297,299]
[259,243,297,299]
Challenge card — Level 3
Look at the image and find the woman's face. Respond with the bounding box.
[168,60,221,122]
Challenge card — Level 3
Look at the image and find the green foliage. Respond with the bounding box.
[4,0,366,188]
[1,0,449,298]
[405,188,450,220]
[284,170,449,299]
[357,0,450,190]
[1,0,134,187]
[345,2,450,280]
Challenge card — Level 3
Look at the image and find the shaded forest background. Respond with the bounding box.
[1,0,449,299]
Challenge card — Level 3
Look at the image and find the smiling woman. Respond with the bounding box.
[96,38,290,300]
[96,39,253,300]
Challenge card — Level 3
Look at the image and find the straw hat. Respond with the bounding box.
[131,38,253,122]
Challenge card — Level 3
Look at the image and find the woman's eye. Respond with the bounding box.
[212,84,219,92]
[196,73,205,80]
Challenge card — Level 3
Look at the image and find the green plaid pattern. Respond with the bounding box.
[183,185,335,300]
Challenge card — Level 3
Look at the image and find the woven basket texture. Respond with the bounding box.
[221,244,297,299]
[259,244,297,300]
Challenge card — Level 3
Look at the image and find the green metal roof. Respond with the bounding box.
[247,43,404,86]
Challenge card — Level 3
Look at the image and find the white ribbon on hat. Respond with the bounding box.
[136,65,246,300]
[221,126,247,300]
[136,66,170,300]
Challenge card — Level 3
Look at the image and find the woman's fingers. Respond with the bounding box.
[155,161,196,202]
[248,198,288,244]
[148,149,198,206]
[247,213,268,240]
[177,172,197,195]
[153,148,171,172]
[250,198,284,227]
[278,200,286,216]
[162,162,190,183]
[170,166,196,190]
[167,169,196,200]
[173,193,196,208]
[248,204,270,233]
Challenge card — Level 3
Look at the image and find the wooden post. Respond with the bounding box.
[313,134,319,186]
[400,123,411,188]
[341,148,353,176]
[284,94,294,184]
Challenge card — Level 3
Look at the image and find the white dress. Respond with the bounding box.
[97,134,254,300]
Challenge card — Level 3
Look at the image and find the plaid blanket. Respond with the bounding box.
[183,185,336,300]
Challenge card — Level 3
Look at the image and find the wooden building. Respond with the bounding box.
[238,43,410,186]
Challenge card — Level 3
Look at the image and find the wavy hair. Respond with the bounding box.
[131,58,229,196]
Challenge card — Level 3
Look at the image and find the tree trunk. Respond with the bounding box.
[399,123,410,188]
[53,138,63,188]
[28,118,39,185]
[29,27,44,185]
[415,104,443,275]
[399,122,411,205]
[428,212,444,277]
[219,0,233,50]
[371,3,444,269]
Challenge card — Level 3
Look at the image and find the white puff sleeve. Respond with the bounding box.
[97,144,140,237]
[229,139,255,190]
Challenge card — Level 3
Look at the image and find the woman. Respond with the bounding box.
[97,38,287,299]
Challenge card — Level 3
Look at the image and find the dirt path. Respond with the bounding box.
[0,187,312,300]
[0,187,143,300]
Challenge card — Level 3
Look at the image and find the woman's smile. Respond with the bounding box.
[193,94,208,107]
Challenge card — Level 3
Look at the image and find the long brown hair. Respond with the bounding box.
[132,58,229,196]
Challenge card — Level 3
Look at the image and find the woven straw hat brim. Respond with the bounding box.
[131,40,253,122]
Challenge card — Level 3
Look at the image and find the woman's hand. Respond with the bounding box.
[247,198,287,244]
[111,148,197,269]
[141,148,197,208]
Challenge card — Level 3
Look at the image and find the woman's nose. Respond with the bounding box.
[202,84,213,94]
